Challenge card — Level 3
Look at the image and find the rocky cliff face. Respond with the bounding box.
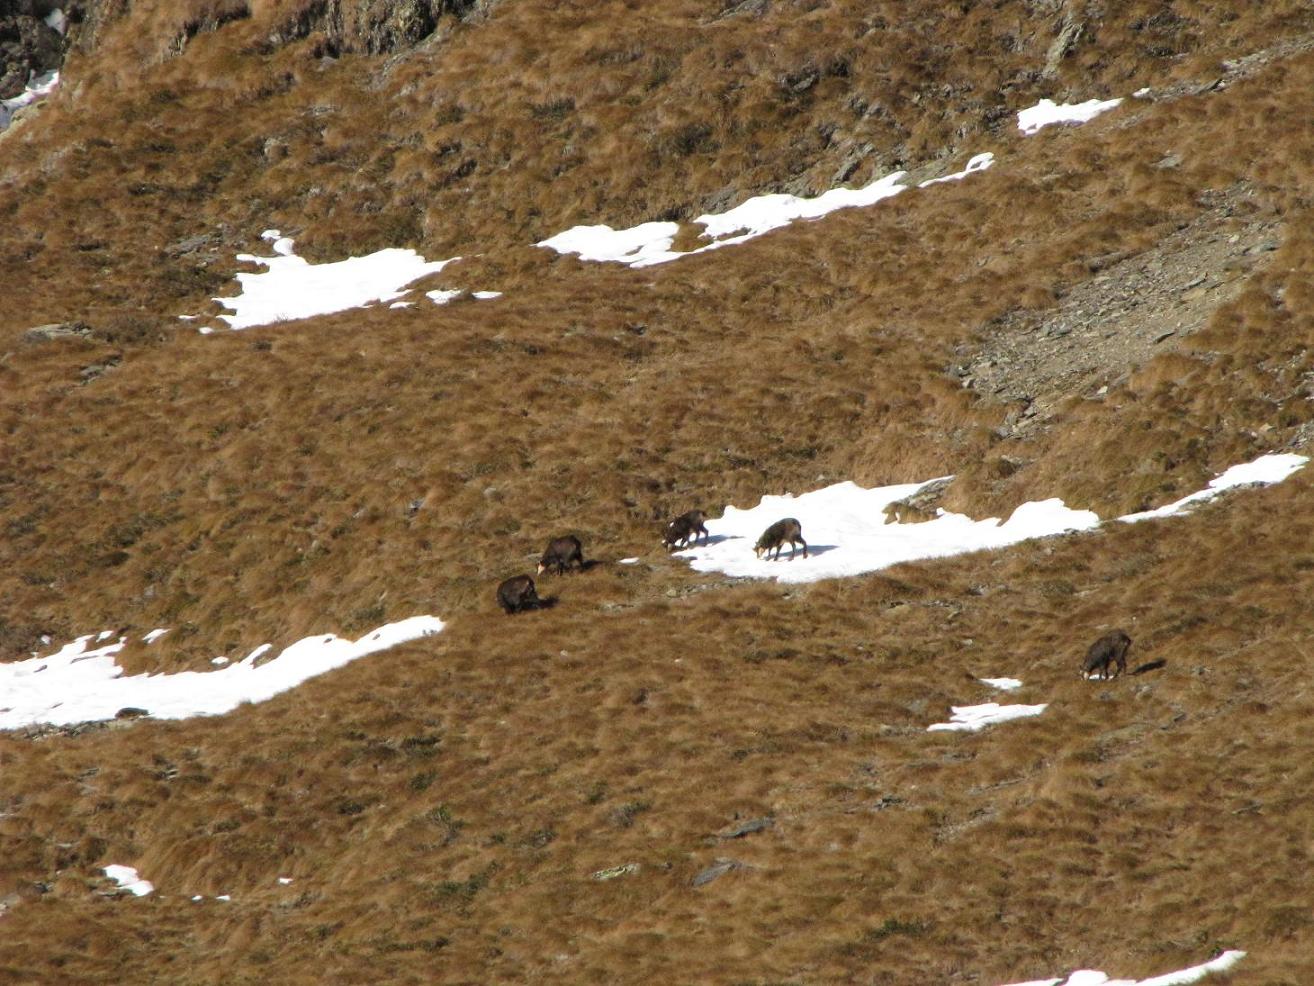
[4,0,492,100]
[267,0,490,56]
[0,0,65,98]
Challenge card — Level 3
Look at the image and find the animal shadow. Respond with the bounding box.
[527,595,558,611]
[802,543,839,558]
[674,534,738,550]
[1130,659,1166,676]
[578,559,603,572]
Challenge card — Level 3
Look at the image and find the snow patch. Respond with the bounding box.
[618,557,640,565]
[928,702,1047,732]
[918,152,995,187]
[541,170,907,267]
[45,8,68,35]
[541,150,989,269]
[472,290,503,300]
[980,677,1022,691]
[143,628,169,644]
[1017,97,1124,135]
[539,220,680,267]
[1,70,59,132]
[538,148,988,268]
[426,288,462,305]
[682,453,1305,585]
[0,616,444,730]
[103,865,154,897]
[201,230,459,331]
[678,477,1098,585]
[1119,453,1307,523]
[998,950,1246,986]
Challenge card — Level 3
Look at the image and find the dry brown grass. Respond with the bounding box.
[3,0,1314,983]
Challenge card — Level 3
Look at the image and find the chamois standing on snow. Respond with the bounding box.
[497,575,541,614]
[1082,629,1132,680]
[663,510,709,551]
[537,534,585,575]
[754,518,808,561]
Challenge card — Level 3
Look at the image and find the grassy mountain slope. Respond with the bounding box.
[2,1,1314,982]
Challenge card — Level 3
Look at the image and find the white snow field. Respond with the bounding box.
[426,288,463,305]
[928,701,1047,733]
[1017,97,1124,135]
[679,476,1098,584]
[918,152,996,187]
[980,677,1022,691]
[0,70,59,132]
[539,152,993,269]
[0,616,444,730]
[202,230,459,331]
[999,949,1245,986]
[103,865,154,897]
[678,453,1306,585]
[1119,453,1307,523]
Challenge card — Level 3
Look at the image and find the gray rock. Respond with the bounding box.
[719,817,773,840]
[166,233,215,256]
[0,11,63,102]
[22,322,91,344]
[692,858,744,887]
[831,141,874,185]
[1043,12,1085,78]
[80,358,120,381]
[883,477,952,525]
[592,863,640,881]
[266,0,489,56]
[712,0,769,20]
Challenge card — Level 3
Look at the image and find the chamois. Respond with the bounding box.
[663,510,709,551]
[1082,629,1132,680]
[537,534,585,575]
[497,575,541,614]
[754,518,808,561]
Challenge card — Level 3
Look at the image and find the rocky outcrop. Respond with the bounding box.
[265,0,493,56]
[0,1,65,99]
[3,0,495,83]
[883,477,953,525]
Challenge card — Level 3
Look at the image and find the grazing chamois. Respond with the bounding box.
[497,575,541,614]
[1082,629,1132,680]
[663,510,709,551]
[754,518,808,561]
[537,534,585,575]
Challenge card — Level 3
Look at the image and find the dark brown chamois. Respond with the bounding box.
[497,575,541,614]
[1082,629,1132,680]
[537,534,585,575]
[754,518,808,561]
[662,510,709,551]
